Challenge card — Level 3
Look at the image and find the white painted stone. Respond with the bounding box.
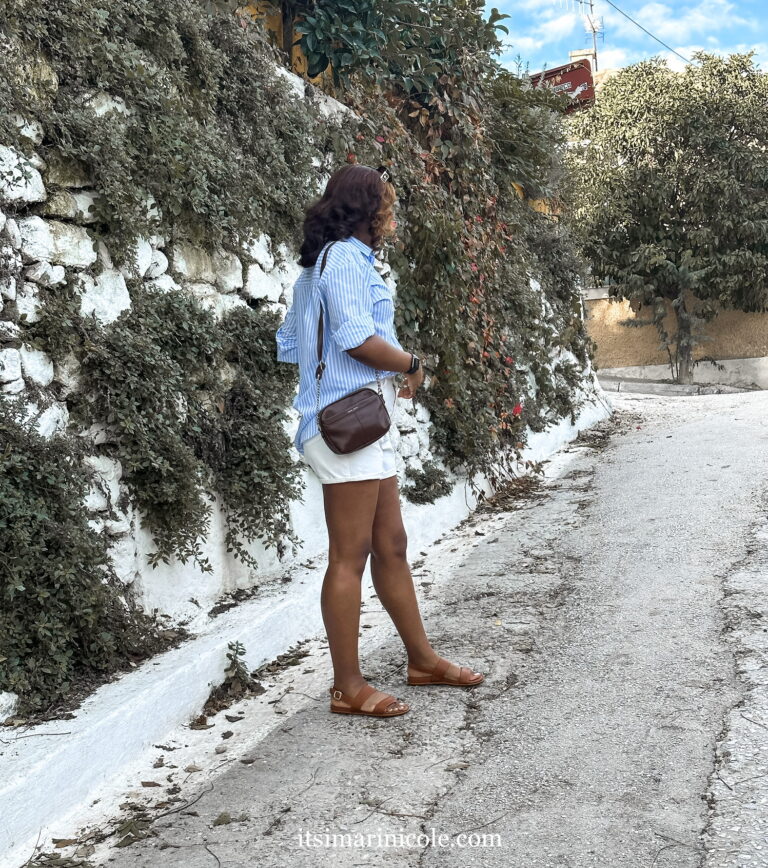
[214,294,248,318]
[144,194,161,222]
[213,250,243,293]
[186,281,217,305]
[85,91,130,117]
[4,218,21,250]
[0,691,18,722]
[34,402,69,438]
[78,269,131,324]
[0,321,21,342]
[19,345,54,386]
[146,273,180,294]
[54,353,81,397]
[105,511,131,537]
[0,347,21,383]
[0,145,46,205]
[242,262,282,302]
[399,430,420,458]
[273,250,302,304]
[42,189,99,224]
[241,233,275,271]
[16,283,41,324]
[171,242,215,283]
[18,217,96,268]
[273,64,306,99]
[14,115,44,145]
[261,301,285,317]
[109,533,138,585]
[84,455,122,511]
[96,239,114,270]
[28,153,46,172]
[83,423,112,446]
[120,238,153,279]
[24,260,66,287]
[1,378,25,394]
[145,249,168,279]
[0,275,16,301]
[414,403,430,424]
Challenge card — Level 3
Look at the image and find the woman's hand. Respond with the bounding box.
[398,366,425,399]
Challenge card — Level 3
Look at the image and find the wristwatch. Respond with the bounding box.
[405,353,421,374]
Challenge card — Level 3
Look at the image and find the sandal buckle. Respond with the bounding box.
[332,689,343,701]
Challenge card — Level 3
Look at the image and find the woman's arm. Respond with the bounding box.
[346,334,412,372]
[275,303,299,364]
[322,246,413,371]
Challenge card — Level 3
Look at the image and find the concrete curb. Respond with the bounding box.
[598,376,755,396]
[0,393,610,868]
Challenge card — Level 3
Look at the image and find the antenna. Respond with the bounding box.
[578,0,604,71]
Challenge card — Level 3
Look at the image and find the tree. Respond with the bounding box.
[568,53,768,383]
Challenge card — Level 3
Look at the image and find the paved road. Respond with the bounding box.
[90,391,768,868]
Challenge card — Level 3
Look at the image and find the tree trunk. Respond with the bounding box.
[674,303,694,385]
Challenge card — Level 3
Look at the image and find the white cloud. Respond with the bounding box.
[598,47,632,68]
[539,11,581,41]
[600,0,750,45]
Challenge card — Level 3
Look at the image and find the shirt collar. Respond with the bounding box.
[345,235,375,264]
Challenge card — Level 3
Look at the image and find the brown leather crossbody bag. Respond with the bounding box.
[313,241,391,455]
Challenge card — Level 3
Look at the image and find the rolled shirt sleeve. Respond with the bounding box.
[320,247,376,351]
[275,303,299,363]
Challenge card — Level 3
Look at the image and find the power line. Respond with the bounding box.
[600,0,693,65]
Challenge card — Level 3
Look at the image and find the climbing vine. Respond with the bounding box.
[37,286,303,572]
[0,397,171,716]
[305,1,592,488]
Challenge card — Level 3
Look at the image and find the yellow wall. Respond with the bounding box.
[585,295,768,368]
[244,2,328,84]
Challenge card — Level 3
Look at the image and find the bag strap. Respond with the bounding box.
[315,241,337,380]
[313,240,383,418]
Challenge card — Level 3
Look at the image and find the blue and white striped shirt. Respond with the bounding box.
[275,236,404,455]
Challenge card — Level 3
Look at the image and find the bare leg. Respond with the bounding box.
[369,475,437,666]
[320,478,408,713]
[370,475,483,682]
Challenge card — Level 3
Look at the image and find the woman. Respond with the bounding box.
[276,164,484,718]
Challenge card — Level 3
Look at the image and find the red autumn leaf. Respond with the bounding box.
[512,403,523,417]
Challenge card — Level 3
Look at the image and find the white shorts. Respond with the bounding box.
[301,376,398,484]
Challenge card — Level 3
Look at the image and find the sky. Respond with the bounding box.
[495,0,768,74]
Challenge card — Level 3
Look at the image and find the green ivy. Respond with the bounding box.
[0,0,321,259]
[0,397,167,716]
[61,288,303,572]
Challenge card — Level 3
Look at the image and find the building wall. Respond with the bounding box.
[585,291,768,385]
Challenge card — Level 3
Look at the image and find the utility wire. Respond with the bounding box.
[600,0,694,65]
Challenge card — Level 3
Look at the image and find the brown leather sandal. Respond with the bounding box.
[329,684,410,717]
[407,656,485,687]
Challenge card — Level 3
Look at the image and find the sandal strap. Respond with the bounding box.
[348,683,379,711]
[432,657,453,680]
[371,693,399,714]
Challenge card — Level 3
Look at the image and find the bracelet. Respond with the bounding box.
[405,353,421,375]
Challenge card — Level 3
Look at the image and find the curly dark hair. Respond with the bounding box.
[298,164,396,267]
